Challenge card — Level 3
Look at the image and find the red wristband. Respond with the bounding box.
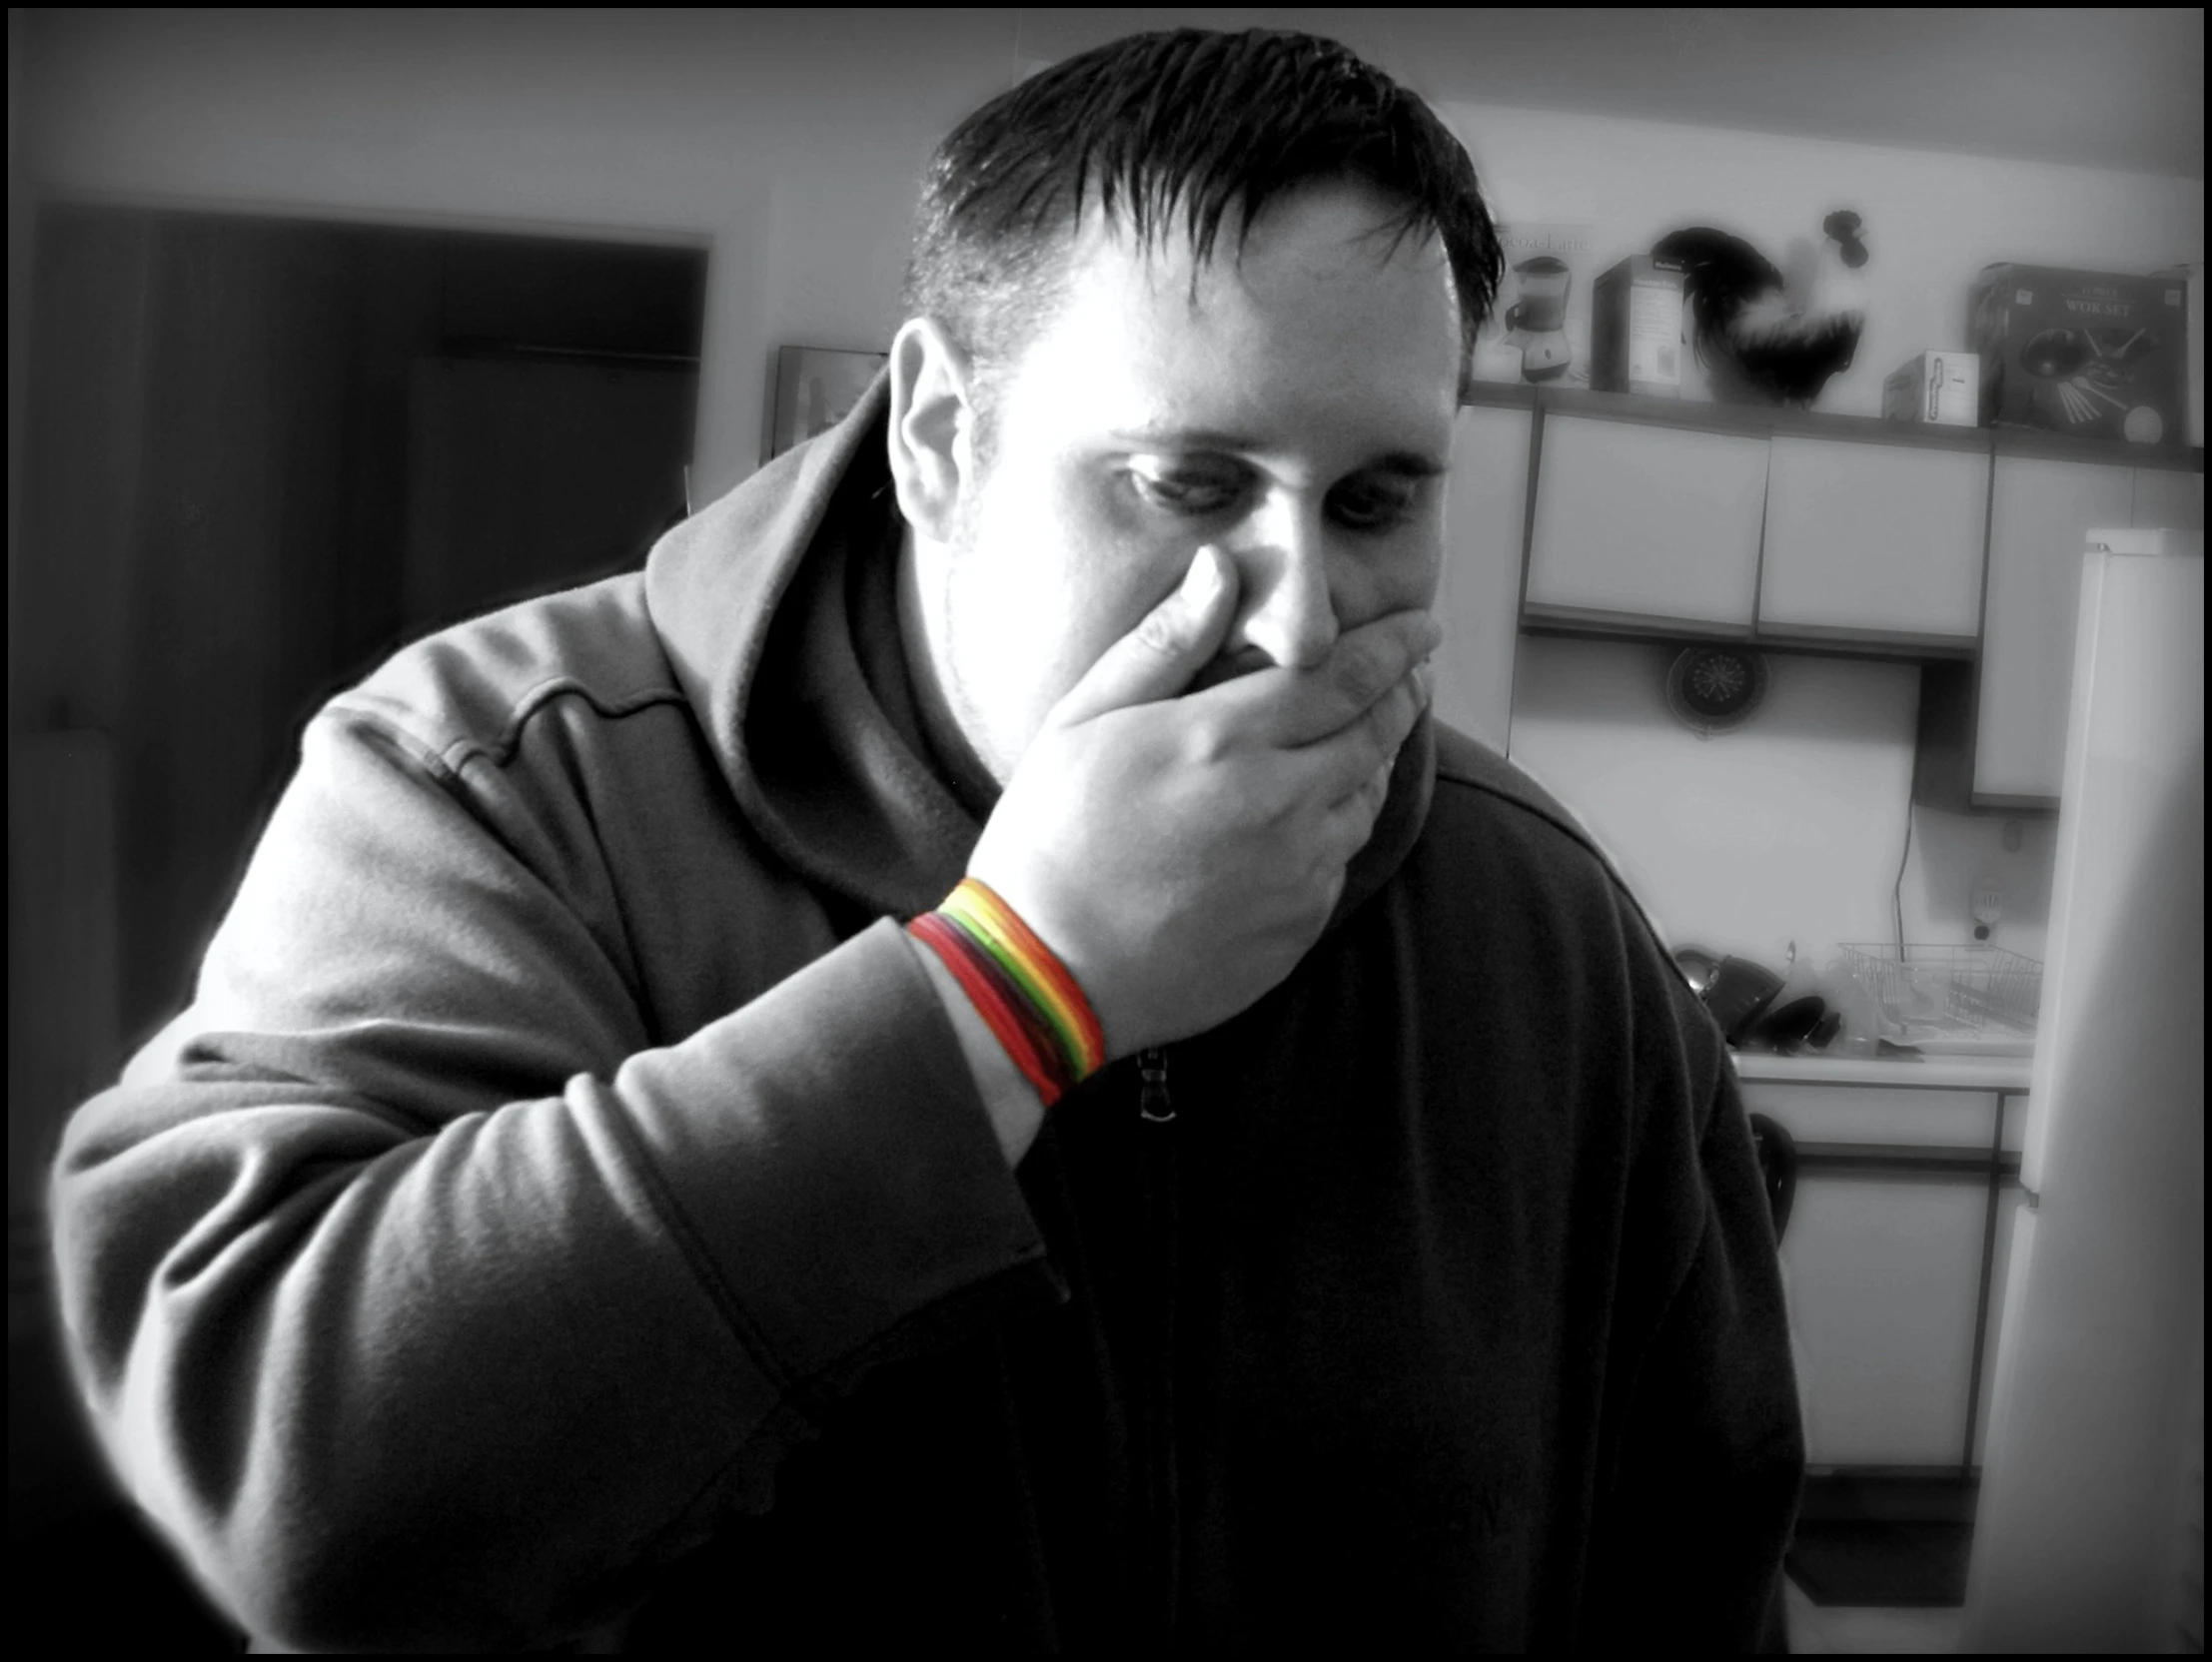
[909,911,1076,1106]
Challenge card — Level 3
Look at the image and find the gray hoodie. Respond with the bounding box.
[51,372,1802,1653]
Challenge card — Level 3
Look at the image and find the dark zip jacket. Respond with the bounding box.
[50,371,1802,1653]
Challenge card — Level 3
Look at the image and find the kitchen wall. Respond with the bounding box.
[13,10,2201,985]
[1444,99,2202,423]
[1444,97,2197,977]
[1504,638,2060,979]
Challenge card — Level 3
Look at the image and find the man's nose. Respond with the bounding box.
[1227,513,1339,671]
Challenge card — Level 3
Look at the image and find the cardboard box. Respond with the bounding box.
[1472,222,1597,389]
[1882,351,1981,427]
[1967,264,2189,446]
[1591,254,1686,396]
[2150,262,2202,447]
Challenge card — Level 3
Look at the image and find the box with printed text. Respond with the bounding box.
[1968,264,2189,446]
[1882,351,1980,427]
[1590,255,1686,397]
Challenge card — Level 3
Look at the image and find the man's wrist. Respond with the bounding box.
[907,931,1046,1169]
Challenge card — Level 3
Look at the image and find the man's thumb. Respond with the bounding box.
[1053,546,1238,723]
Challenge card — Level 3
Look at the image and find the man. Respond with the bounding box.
[51,27,1803,1653]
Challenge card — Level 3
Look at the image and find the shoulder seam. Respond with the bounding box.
[333,678,690,776]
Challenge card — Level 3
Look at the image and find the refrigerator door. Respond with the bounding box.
[2018,530,2203,1201]
[1964,529,2204,1651]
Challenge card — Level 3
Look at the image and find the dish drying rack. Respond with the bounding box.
[1837,943,2044,1049]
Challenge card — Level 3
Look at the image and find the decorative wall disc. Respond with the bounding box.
[1666,645,1769,736]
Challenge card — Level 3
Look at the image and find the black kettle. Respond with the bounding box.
[1674,943,1842,1054]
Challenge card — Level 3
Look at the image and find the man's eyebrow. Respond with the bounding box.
[1108,427,1449,477]
[1367,451,1450,480]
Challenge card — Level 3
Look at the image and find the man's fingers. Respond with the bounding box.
[1053,546,1239,726]
[1208,608,1441,749]
[1340,757,1394,819]
[1318,758,1398,861]
[1299,662,1431,802]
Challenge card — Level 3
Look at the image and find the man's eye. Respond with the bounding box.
[1128,466,1418,530]
[1130,467,1244,515]
[1331,483,1419,531]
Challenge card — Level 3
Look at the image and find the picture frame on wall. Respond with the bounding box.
[767,346,887,462]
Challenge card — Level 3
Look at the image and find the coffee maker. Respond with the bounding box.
[1504,254,1575,384]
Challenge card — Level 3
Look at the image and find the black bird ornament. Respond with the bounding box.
[1653,212,1870,409]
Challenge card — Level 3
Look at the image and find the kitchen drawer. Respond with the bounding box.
[1739,1083,2002,1151]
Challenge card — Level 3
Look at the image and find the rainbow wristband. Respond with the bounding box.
[908,878,1106,1108]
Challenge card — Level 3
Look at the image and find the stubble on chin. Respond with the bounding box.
[941,608,1012,788]
[935,500,1021,797]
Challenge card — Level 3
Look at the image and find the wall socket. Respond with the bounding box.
[1972,883,2006,941]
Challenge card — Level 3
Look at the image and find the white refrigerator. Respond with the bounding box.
[1962,527,2204,1652]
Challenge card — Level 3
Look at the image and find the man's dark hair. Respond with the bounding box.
[900,28,1503,448]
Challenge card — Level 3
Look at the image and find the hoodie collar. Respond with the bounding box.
[645,368,1436,932]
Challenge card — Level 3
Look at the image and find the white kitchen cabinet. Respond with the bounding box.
[1747,1082,2015,1472]
[2132,464,2205,533]
[1431,403,1532,755]
[1975,457,2136,801]
[1757,437,1987,641]
[1782,1169,1988,1466]
[1523,415,1767,630]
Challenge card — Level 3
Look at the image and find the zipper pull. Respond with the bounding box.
[1138,1047,1174,1124]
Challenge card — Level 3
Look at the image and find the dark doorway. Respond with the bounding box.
[8,204,708,1649]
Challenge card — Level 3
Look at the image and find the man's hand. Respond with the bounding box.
[967,546,1438,1060]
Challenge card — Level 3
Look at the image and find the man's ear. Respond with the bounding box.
[887,317,978,543]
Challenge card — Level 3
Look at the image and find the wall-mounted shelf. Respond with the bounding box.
[1518,605,1977,665]
[1462,380,2205,475]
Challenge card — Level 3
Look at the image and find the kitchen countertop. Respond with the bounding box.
[1728,1050,2036,1094]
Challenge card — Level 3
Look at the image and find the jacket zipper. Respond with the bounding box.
[1136,1046,1179,1650]
[1138,1046,1175,1124]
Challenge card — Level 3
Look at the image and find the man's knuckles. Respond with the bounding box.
[1173,708,1241,770]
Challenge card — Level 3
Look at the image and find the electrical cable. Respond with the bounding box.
[1893,799,1913,960]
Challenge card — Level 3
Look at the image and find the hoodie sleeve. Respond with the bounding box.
[48,705,1063,1654]
[1584,1044,1806,1652]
